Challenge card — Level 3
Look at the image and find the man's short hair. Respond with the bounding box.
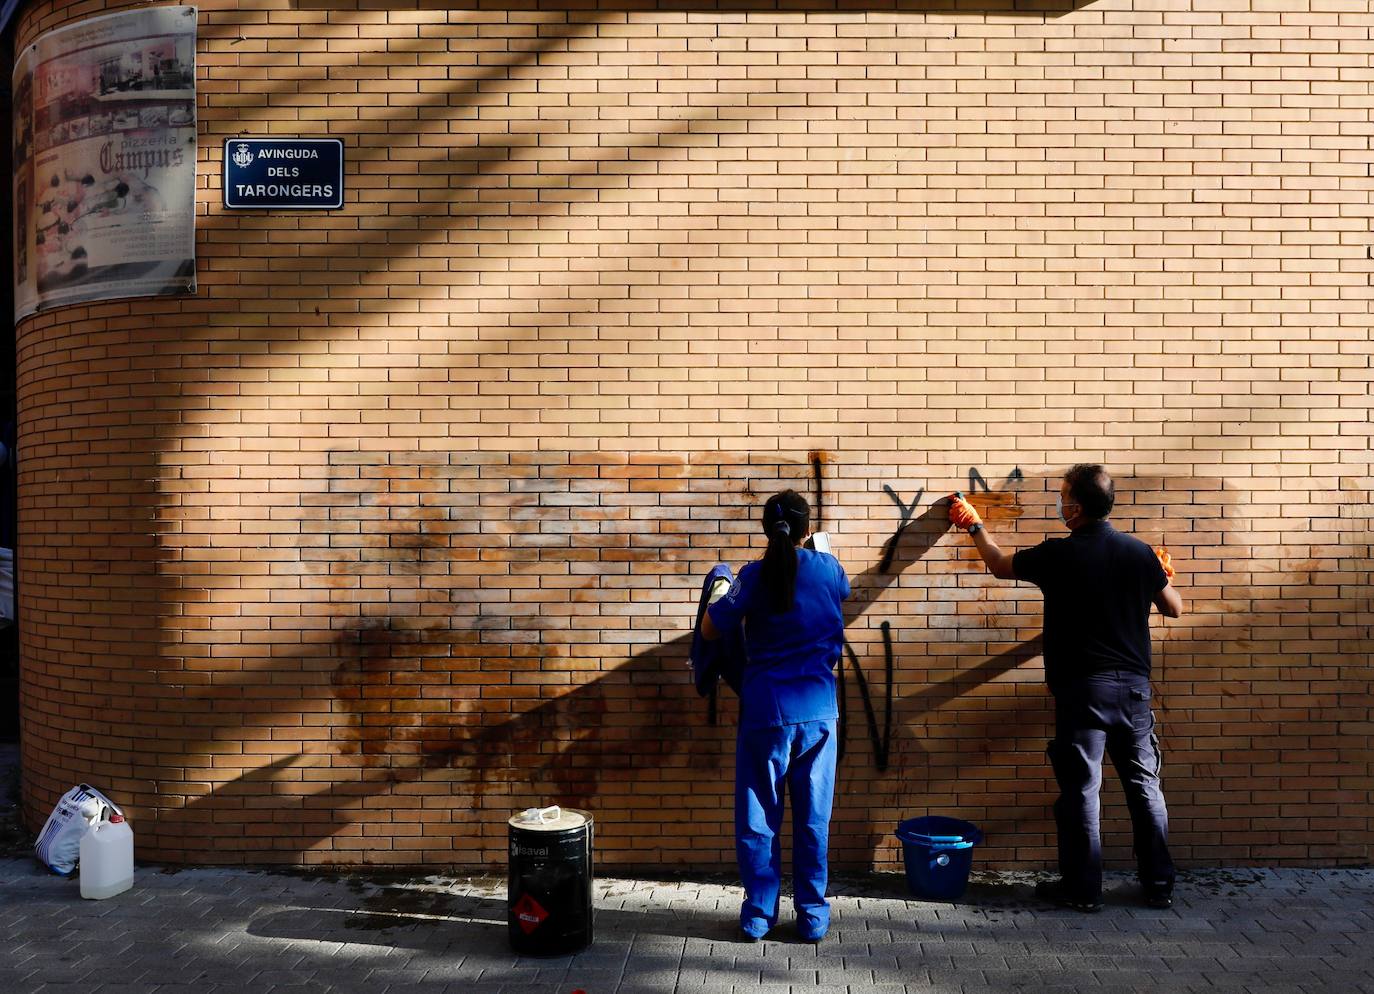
[1064,463,1114,519]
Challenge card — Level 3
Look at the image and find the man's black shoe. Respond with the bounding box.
[1144,889,1173,910]
[1035,879,1103,913]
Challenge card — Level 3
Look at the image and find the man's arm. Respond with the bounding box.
[948,494,1017,580]
[971,527,1017,580]
[1153,583,1183,619]
[1151,547,1184,618]
[700,612,722,641]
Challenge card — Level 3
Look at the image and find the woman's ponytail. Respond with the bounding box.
[759,490,809,614]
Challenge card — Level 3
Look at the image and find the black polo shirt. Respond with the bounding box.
[1012,519,1169,688]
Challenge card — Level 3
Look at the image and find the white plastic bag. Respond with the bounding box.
[34,784,122,875]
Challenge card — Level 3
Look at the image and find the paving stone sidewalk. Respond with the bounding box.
[2,852,1371,994]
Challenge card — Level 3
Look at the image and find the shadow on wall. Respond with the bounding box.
[139,453,943,861]
[138,459,1296,871]
[177,0,1126,403]
[139,453,974,861]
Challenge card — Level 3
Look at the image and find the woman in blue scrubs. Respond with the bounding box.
[701,490,850,943]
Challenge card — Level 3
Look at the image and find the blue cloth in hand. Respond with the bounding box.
[690,564,747,696]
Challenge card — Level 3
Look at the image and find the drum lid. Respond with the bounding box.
[508,807,589,832]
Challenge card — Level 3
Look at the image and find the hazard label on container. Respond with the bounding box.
[512,893,549,934]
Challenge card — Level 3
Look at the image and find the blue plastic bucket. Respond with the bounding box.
[895,816,983,901]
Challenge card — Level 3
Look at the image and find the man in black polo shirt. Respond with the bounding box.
[948,465,1183,912]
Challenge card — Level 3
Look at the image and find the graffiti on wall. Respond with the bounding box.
[312,452,1040,781]
[833,464,1031,771]
[148,451,1271,865]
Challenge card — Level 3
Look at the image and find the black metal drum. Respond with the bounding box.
[507,806,594,955]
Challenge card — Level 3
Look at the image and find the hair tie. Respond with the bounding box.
[772,520,791,538]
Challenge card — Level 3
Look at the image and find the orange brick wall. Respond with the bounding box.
[14,0,1372,870]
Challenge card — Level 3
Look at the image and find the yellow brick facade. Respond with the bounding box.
[14,0,1373,869]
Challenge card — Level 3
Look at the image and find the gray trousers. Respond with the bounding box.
[1048,673,1175,900]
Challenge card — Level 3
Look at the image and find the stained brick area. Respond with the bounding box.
[16,444,1369,869]
[13,0,1373,869]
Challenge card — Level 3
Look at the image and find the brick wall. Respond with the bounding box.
[14,0,1372,869]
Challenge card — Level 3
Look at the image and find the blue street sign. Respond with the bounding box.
[222,137,344,210]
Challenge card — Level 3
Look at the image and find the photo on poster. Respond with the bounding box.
[12,6,198,321]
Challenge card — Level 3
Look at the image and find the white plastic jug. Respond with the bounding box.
[79,806,134,900]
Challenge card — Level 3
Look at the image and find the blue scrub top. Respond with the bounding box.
[707,548,850,730]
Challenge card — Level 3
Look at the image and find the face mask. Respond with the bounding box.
[1056,494,1067,524]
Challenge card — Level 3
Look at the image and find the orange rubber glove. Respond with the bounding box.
[1154,546,1175,580]
[948,493,982,532]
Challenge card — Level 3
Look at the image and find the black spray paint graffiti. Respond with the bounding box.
[968,466,1024,494]
[705,465,1026,773]
[837,621,894,770]
[842,467,1022,769]
[878,484,924,573]
[810,451,825,531]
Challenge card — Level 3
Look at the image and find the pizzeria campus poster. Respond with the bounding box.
[12,6,197,321]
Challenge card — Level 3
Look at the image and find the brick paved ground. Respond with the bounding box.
[2,744,1371,992]
[2,853,1370,994]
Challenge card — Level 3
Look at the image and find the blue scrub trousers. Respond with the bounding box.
[735,718,837,937]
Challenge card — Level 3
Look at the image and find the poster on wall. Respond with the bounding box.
[11,6,197,322]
